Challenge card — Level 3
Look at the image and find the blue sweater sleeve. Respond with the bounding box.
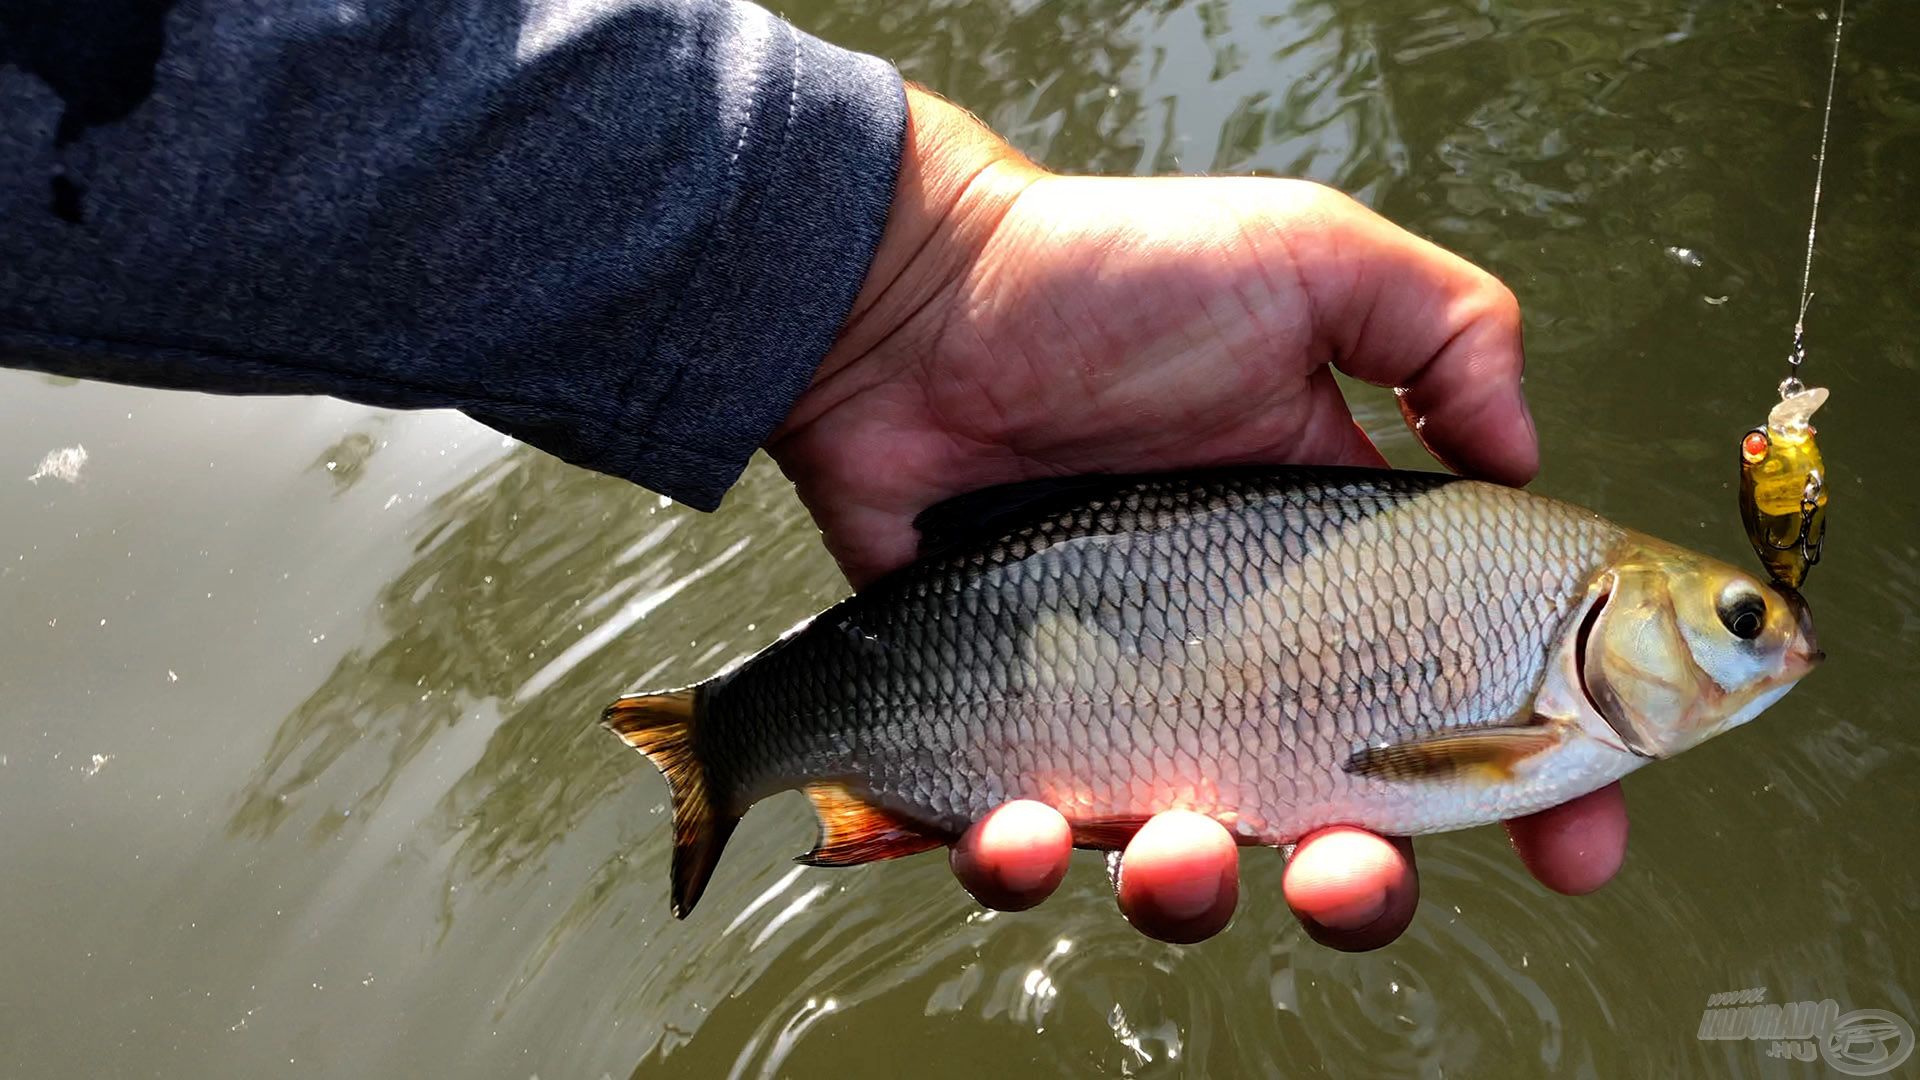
[0,0,905,510]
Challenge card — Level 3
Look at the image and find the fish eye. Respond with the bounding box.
[1716,585,1768,641]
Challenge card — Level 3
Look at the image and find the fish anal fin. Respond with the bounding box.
[797,782,947,867]
[1342,724,1562,783]
[1069,817,1151,850]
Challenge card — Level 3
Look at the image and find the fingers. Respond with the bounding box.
[1275,789,1627,953]
[950,800,1072,911]
[953,805,1242,942]
[1113,811,1240,944]
[1503,782,1629,895]
[1271,184,1538,486]
[1276,790,1625,953]
[1282,826,1420,951]
[949,789,1625,947]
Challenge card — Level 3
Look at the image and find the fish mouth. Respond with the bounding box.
[1773,582,1825,671]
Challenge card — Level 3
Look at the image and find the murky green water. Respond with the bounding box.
[4,1,1918,1076]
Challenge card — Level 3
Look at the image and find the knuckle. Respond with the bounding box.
[1463,280,1525,376]
[1252,178,1361,237]
[1482,280,1523,334]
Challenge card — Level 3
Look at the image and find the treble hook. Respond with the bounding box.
[1755,470,1826,572]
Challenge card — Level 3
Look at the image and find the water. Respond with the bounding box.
[3,1,1917,1076]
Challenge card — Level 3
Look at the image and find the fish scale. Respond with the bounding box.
[705,469,1617,841]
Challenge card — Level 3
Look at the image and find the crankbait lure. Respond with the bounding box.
[1740,385,1827,587]
[1738,1,1843,589]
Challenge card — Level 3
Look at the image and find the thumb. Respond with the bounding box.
[1259,184,1537,485]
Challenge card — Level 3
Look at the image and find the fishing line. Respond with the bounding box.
[1784,0,1845,395]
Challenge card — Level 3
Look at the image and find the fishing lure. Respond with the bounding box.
[1739,1,1843,589]
[1739,382,1826,587]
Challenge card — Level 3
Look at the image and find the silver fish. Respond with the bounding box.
[604,467,1820,917]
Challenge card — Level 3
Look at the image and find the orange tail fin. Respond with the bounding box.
[603,688,736,919]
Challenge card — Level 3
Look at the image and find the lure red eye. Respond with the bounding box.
[1741,431,1769,463]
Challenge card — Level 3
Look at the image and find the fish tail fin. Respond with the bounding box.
[603,687,737,919]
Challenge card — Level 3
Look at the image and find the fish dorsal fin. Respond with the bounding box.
[910,466,1463,561]
[911,473,1141,560]
[796,782,947,867]
[1342,724,1562,783]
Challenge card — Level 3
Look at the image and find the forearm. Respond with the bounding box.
[0,0,903,509]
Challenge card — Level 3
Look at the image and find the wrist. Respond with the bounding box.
[777,86,1043,435]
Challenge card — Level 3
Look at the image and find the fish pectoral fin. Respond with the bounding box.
[796,781,948,867]
[1342,725,1562,783]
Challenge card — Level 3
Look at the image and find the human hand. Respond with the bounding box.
[767,88,1629,948]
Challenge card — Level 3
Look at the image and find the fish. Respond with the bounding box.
[1739,386,1829,587]
[602,466,1822,918]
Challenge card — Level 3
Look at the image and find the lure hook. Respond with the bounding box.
[1753,469,1825,571]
